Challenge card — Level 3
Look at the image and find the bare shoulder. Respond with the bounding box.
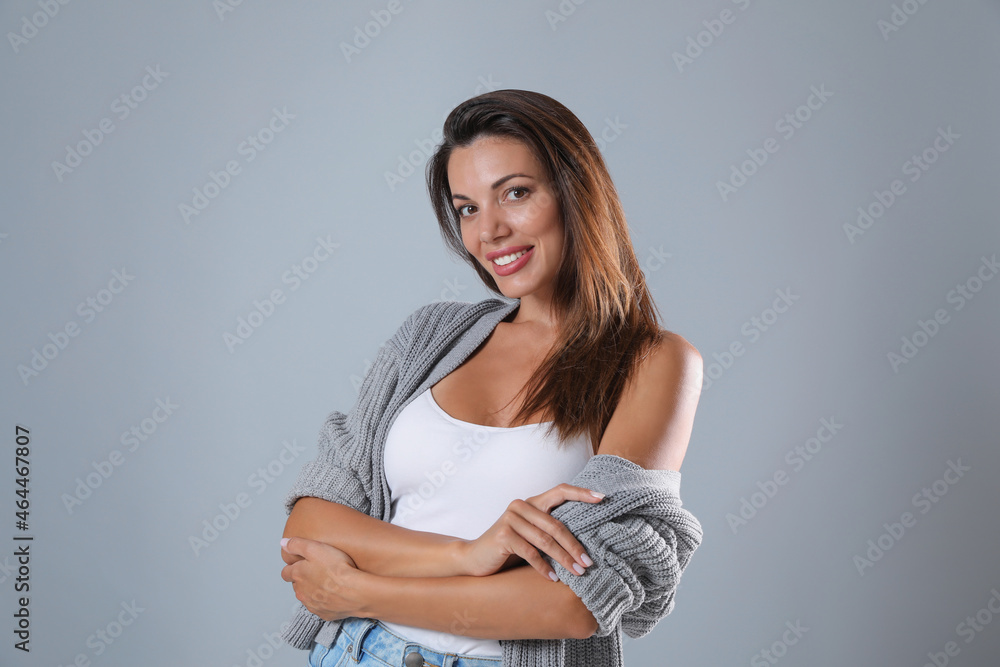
[645,330,704,390]
[594,329,703,471]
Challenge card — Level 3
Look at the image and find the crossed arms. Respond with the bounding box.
[280,331,704,642]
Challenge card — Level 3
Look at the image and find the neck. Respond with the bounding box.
[507,292,561,336]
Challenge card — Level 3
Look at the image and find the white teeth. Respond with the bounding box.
[493,248,529,266]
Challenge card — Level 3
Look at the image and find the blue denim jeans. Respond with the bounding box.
[307,616,503,667]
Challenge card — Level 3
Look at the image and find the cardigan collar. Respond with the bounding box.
[374,297,521,522]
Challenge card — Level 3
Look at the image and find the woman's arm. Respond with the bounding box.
[282,497,467,577]
[281,534,597,641]
[284,332,702,640]
[358,562,599,640]
[284,488,602,581]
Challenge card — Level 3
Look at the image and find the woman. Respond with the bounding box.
[279,89,704,667]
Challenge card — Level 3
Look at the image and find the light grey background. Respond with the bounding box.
[2,1,999,666]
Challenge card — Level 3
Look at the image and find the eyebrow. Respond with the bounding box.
[451,173,535,201]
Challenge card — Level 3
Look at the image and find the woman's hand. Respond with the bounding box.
[280,537,371,621]
[457,483,605,581]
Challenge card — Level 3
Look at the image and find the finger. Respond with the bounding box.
[281,536,316,559]
[509,501,594,570]
[529,484,606,513]
[282,552,305,565]
[499,526,560,581]
[521,547,561,582]
[507,512,590,577]
[281,562,295,583]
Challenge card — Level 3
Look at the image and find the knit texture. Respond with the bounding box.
[279,297,704,666]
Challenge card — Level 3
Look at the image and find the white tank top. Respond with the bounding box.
[381,385,593,657]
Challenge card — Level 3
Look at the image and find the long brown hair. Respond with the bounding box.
[426,89,664,455]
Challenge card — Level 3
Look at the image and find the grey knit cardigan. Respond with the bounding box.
[280,296,704,666]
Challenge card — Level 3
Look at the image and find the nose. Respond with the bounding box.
[478,203,508,244]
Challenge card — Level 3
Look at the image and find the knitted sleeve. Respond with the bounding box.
[542,454,704,640]
[279,303,438,649]
[282,407,373,515]
[282,302,434,517]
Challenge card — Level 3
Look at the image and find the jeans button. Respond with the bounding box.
[404,651,424,667]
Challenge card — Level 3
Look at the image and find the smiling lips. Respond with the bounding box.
[486,244,533,261]
[489,245,535,276]
[493,248,529,266]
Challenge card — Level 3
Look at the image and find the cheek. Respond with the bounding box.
[461,227,479,254]
[544,227,565,268]
[526,197,561,236]
[538,213,563,249]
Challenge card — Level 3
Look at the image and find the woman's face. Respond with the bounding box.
[447,135,565,302]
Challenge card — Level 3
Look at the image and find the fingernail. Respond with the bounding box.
[548,570,559,582]
[280,538,289,549]
[590,490,605,499]
[580,553,593,567]
[573,563,585,575]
